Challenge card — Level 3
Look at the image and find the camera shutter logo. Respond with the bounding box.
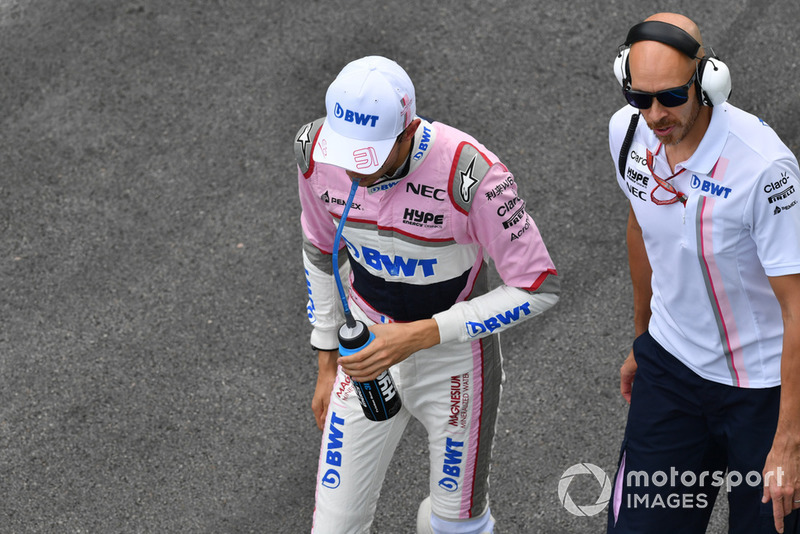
[558,463,612,517]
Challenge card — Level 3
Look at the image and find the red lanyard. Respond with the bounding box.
[646,147,687,206]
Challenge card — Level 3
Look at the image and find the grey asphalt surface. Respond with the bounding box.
[1,0,799,532]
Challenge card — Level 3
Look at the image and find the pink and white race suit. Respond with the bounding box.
[296,116,559,533]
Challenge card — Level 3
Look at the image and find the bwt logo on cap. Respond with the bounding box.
[334,102,380,127]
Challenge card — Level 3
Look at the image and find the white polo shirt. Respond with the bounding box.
[610,102,800,387]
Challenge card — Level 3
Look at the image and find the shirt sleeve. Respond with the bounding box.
[296,126,350,350]
[434,159,559,343]
[434,285,559,344]
[749,156,800,277]
[609,105,641,196]
[303,243,350,351]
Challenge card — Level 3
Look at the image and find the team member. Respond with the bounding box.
[295,56,558,533]
[608,12,800,534]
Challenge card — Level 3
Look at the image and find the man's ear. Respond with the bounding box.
[402,118,422,141]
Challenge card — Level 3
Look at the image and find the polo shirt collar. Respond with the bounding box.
[682,102,730,175]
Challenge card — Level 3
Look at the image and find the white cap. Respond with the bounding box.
[315,56,416,173]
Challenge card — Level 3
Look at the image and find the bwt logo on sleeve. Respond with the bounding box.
[466,303,533,337]
[334,102,379,127]
[304,268,316,324]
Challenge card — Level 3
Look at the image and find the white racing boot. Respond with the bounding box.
[417,496,496,534]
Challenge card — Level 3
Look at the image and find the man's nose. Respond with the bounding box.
[644,99,670,123]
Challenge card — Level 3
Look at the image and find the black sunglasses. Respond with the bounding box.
[623,72,697,109]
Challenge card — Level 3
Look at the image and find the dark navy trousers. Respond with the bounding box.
[607,331,799,534]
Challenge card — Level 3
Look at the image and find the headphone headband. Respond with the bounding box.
[624,21,701,59]
[614,19,731,107]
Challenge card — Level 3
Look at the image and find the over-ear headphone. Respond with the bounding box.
[613,20,731,107]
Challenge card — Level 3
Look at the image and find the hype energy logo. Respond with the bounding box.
[333,102,379,127]
[558,463,612,517]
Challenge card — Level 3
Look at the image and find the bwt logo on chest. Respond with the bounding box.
[691,175,732,198]
[334,103,379,127]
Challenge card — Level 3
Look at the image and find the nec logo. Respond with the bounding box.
[691,175,732,198]
[334,102,379,127]
[345,240,437,277]
[406,182,446,201]
[466,302,532,337]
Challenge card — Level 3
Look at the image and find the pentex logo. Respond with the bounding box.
[334,102,379,127]
[558,463,612,517]
[774,200,798,215]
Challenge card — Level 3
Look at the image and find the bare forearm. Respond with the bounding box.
[770,274,800,438]
[776,330,800,441]
[407,318,441,353]
[318,349,339,375]
[338,319,440,382]
[627,206,652,336]
[763,274,800,531]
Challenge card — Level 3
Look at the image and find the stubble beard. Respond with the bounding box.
[648,98,702,146]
